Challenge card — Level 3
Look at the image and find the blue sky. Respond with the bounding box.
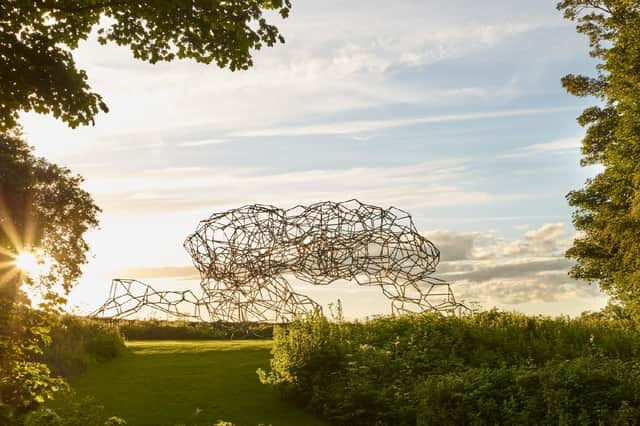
[22,0,608,318]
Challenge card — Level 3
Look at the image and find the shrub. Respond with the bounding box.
[259,311,640,425]
[41,315,126,377]
[1,309,124,423]
[0,303,67,423]
[23,391,127,426]
[416,357,640,425]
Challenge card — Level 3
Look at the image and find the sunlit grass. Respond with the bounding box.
[71,340,326,426]
[127,339,273,355]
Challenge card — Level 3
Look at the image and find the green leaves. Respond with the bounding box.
[0,133,100,422]
[0,301,68,423]
[559,1,640,316]
[417,358,640,425]
[0,30,108,130]
[0,0,292,131]
[263,312,640,425]
[0,132,100,299]
[560,74,607,98]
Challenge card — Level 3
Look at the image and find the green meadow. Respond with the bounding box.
[70,340,325,426]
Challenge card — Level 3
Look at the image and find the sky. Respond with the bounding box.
[21,0,608,318]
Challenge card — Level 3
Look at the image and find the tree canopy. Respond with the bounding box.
[0,2,294,420]
[0,0,292,131]
[558,1,640,314]
[0,132,100,422]
[0,131,100,304]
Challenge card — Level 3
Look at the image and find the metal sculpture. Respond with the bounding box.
[92,200,465,322]
[92,278,204,320]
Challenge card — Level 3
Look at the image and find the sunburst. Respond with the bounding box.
[15,251,40,276]
[0,193,42,287]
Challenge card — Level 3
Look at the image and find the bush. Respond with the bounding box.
[41,316,126,377]
[23,391,127,426]
[1,308,125,423]
[417,357,640,425]
[0,302,67,423]
[259,311,640,425]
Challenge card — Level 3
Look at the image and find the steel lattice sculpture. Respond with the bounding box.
[92,278,205,320]
[93,200,466,322]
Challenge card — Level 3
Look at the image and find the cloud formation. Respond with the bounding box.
[114,265,200,280]
[84,160,495,215]
[427,224,602,308]
[499,137,583,159]
[36,0,604,317]
[230,108,572,138]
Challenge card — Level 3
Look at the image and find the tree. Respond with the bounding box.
[1,2,294,421]
[0,0,292,131]
[0,130,100,300]
[558,1,640,315]
[1,1,294,422]
[0,131,100,422]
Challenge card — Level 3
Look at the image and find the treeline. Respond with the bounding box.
[259,311,640,425]
[111,318,274,340]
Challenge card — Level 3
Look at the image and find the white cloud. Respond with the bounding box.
[425,224,604,309]
[178,139,227,147]
[230,108,573,138]
[31,0,597,317]
[115,265,200,280]
[84,160,495,215]
[524,137,582,153]
[500,137,583,159]
[21,0,568,164]
[423,230,478,262]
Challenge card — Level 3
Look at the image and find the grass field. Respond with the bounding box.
[71,340,326,426]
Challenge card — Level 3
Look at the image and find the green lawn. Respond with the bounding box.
[71,340,326,426]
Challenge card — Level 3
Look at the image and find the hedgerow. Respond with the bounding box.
[115,319,274,340]
[416,357,640,425]
[259,310,640,425]
[41,315,126,378]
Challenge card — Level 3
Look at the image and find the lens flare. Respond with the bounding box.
[15,251,40,276]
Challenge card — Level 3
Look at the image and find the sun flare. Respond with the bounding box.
[14,251,40,276]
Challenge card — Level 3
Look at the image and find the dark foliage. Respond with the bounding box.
[41,315,125,378]
[558,1,640,316]
[417,357,640,425]
[23,390,126,426]
[0,0,292,130]
[259,311,640,425]
[0,132,100,424]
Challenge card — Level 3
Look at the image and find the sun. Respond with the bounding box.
[14,251,40,276]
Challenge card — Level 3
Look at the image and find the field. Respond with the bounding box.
[34,313,640,425]
[71,340,326,426]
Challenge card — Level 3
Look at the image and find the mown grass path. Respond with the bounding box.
[72,340,326,426]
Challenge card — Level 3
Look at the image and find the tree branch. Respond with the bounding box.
[36,0,132,14]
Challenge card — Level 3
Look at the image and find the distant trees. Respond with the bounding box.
[558,1,640,316]
[0,0,292,131]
